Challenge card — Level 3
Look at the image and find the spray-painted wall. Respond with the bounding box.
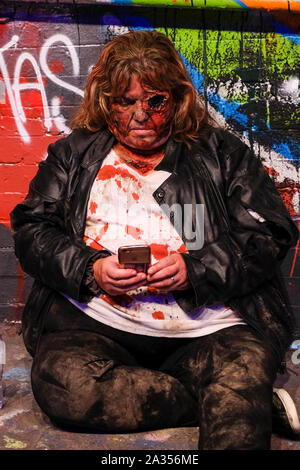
[0,1,299,331]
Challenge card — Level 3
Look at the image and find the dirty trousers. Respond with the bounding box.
[31,293,278,450]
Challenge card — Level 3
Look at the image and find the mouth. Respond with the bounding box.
[130,128,154,132]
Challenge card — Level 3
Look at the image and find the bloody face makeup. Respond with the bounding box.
[108,75,175,152]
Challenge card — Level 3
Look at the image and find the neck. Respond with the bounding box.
[113,142,166,175]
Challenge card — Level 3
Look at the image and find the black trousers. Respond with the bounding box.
[31,293,279,450]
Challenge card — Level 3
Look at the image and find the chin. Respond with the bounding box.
[123,138,167,152]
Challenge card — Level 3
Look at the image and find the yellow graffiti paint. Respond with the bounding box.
[3,435,27,449]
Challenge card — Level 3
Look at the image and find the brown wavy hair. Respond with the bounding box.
[71,30,214,146]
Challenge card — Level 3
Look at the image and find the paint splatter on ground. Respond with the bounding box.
[3,435,27,449]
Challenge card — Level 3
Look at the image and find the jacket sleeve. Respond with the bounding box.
[180,134,299,308]
[10,137,111,302]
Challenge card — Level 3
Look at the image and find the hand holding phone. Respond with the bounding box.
[93,254,147,295]
[118,245,151,273]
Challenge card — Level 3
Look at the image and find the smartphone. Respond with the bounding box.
[118,245,151,273]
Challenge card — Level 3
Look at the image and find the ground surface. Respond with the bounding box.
[0,323,299,451]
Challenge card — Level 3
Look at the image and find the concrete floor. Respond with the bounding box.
[0,322,299,451]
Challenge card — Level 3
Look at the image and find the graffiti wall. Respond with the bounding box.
[0,1,299,329]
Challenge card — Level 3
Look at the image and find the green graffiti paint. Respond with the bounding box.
[158,28,300,81]
[131,0,242,8]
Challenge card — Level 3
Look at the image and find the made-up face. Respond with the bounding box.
[108,75,175,152]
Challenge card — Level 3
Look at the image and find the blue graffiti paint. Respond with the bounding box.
[274,142,300,162]
[231,0,250,9]
[3,367,31,382]
[180,54,249,126]
[180,54,300,162]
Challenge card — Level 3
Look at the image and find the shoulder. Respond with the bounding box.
[191,126,261,179]
[48,128,105,158]
[195,126,249,156]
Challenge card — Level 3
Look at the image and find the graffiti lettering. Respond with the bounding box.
[0,34,84,143]
[291,340,300,365]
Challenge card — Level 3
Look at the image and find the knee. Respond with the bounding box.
[31,348,117,428]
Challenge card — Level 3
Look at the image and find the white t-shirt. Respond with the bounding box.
[66,148,246,337]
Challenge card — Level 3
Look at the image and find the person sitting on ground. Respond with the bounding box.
[10,30,300,450]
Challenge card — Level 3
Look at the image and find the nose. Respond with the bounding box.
[132,100,149,123]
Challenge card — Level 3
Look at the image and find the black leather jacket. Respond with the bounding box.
[10,126,299,369]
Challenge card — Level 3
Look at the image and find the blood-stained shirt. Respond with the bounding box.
[65,148,246,338]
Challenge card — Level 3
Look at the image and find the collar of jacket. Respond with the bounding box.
[71,127,183,175]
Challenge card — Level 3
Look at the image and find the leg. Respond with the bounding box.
[31,329,197,432]
[159,325,279,450]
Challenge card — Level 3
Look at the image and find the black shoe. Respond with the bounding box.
[272,387,300,439]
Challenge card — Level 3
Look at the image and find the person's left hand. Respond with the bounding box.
[146,253,191,292]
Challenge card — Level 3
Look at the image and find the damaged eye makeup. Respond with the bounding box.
[115,94,167,110]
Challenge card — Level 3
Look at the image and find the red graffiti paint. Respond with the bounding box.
[50,60,64,74]
[0,37,61,226]
[263,164,279,178]
[277,182,299,219]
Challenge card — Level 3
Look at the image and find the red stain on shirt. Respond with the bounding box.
[86,235,104,251]
[152,310,165,320]
[97,165,142,187]
[85,223,109,250]
[147,287,159,294]
[170,243,188,255]
[98,223,109,239]
[132,192,139,201]
[150,243,168,260]
[115,179,122,189]
[89,201,98,214]
[177,243,188,253]
[102,293,133,307]
[125,225,143,239]
[90,240,104,251]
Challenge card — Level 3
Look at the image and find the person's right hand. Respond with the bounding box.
[93,254,147,295]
